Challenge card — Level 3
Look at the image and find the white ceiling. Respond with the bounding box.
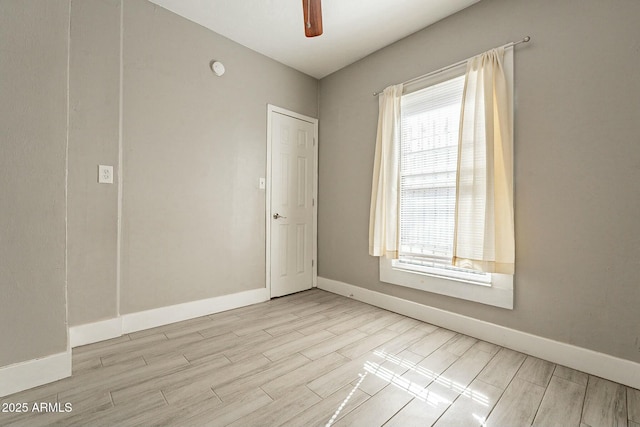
[147,0,481,79]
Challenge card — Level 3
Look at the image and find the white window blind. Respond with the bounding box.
[398,75,490,283]
[399,76,463,261]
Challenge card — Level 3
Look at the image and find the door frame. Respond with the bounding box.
[266,104,318,298]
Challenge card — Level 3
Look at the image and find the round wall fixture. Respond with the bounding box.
[210,61,225,76]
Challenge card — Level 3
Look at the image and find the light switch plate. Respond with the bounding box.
[259,177,266,190]
[98,165,113,184]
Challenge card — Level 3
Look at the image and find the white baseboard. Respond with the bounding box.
[0,351,71,398]
[121,288,269,334]
[2,288,268,398]
[70,317,123,347]
[68,287,269,348]
[318,276,640,390]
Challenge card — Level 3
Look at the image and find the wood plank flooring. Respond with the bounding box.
[1,288,637,427]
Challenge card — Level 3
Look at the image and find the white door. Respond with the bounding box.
[268,108,316,298]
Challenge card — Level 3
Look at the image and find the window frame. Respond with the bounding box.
[380,257,514,309]
[378,50,515,310]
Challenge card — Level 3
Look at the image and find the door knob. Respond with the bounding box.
[273,213,287,219]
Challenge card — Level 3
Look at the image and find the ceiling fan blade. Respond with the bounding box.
[302,0,323,37]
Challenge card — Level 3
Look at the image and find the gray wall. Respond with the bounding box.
[118,0,318,314]
[0,0,69,365]
[65,0,317,323]
[67,0,121,326]
[318,0,640,363]
[69,0,318,320]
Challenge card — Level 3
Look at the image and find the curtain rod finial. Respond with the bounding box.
[523,36,531,42]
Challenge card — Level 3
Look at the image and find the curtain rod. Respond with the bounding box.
[373,36,531,96]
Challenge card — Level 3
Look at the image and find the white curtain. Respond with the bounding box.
[369,84,403,258]
[453,47,515,274]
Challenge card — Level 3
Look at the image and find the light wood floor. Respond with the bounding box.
[1,289,638,426]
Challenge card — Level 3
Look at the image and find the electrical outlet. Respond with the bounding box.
[98,165,113,184]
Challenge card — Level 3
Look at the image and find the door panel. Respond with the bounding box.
[270,111,315,297]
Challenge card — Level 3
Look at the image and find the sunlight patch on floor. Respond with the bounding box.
[361,350,489,406]
[473,412,488,426]
[325,372,368,427]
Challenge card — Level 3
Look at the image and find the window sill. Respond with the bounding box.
[379,258,513,309]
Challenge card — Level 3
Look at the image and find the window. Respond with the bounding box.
[396,74,490,285]
[378,50,514,309]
